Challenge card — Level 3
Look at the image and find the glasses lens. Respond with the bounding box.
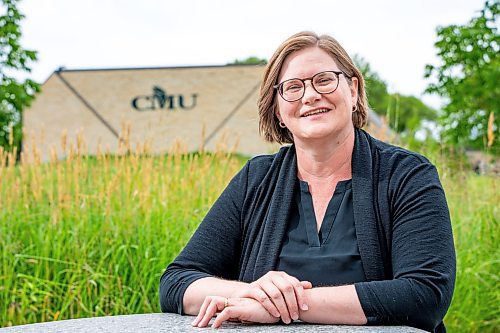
[281,79,304,101]
[313,72,338,93]
[278,71,341,102]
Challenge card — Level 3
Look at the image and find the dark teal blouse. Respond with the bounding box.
[276,179,366,286]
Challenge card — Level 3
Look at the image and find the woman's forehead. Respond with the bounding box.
[279,47,339,81]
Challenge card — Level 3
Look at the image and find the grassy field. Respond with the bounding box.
[0,142,498,332]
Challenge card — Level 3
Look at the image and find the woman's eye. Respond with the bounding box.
[284,84,302,92]
[316,78,334,85]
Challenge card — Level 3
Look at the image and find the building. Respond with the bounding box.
[23,64,389,161]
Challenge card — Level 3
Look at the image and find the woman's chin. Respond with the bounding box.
[299,124,338,139]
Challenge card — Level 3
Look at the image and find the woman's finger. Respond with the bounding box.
[276,272,312,312]
[242,271,312,322]
[212,306,237,329]
[301,280,313,289]
[282,274,312,311]
[192,296,226,328]
[259,279,292,323]
[191,296,212,327]
[273,276,300,320]
[211,297,279,328]
[268,272,312,309]
[247,287,280,317]
[196,299,220,327]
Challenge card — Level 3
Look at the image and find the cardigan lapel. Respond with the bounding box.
[352,129,385,281]
[239,146,298,281]
[253,147,297,279]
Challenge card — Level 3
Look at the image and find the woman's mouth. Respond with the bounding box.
[301,108,330,117]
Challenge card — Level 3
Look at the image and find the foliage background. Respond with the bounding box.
[425,0,499,150]
[0,0,40,157]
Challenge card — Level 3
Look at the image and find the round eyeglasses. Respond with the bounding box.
[274,70,347,102]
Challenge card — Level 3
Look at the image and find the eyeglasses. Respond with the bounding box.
[274,70,346,102]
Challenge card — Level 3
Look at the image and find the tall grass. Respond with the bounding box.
[444,174,499,331]
[0,139,243,326]
[0,138,498,332]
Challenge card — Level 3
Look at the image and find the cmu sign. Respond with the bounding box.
[131,86,198,111]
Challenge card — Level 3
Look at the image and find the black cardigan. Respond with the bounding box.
[160,129,456,332]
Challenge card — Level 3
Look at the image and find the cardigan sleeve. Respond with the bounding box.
[355,157,456,332]
[159,161,249,314]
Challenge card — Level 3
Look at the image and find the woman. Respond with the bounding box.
[159,31,456,332]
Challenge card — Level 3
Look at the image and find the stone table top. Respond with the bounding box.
[0,313,427,332]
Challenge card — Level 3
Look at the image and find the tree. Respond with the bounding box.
[425,0,499,149]
[355,56,437,135]
[386,93,437,134]
[229,56,267,65]
[354,55,390,116]
[0,0,39,157]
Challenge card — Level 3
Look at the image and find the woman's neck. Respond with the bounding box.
[295,129,355,183]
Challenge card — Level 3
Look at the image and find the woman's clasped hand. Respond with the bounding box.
[191,296,278,328]
[192,271,312,328]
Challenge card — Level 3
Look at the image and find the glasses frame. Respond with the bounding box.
[274,70,347,102]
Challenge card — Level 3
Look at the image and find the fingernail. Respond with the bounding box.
[302,303,308,311]
[292,313,299,320]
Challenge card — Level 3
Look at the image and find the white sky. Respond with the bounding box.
[16,0,486,109]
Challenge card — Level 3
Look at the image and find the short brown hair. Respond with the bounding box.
[258,31,369,144]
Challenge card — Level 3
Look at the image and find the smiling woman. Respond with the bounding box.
[159,31,456,333]
[274,47,358,151]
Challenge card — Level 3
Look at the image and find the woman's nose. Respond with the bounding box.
[301,81,321,104]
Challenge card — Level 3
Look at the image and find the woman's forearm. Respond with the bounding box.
[299,285,367,325]
[182,277,248,315]
[184,278,367,325]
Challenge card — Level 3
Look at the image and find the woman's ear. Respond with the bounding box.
[350,76,359,106]
[275,108,283,123]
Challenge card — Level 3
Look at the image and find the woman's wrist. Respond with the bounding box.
[298,285,367,325]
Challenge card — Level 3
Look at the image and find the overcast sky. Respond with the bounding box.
[16,0,486,109]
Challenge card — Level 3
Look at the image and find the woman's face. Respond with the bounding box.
[276,46,358,144]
